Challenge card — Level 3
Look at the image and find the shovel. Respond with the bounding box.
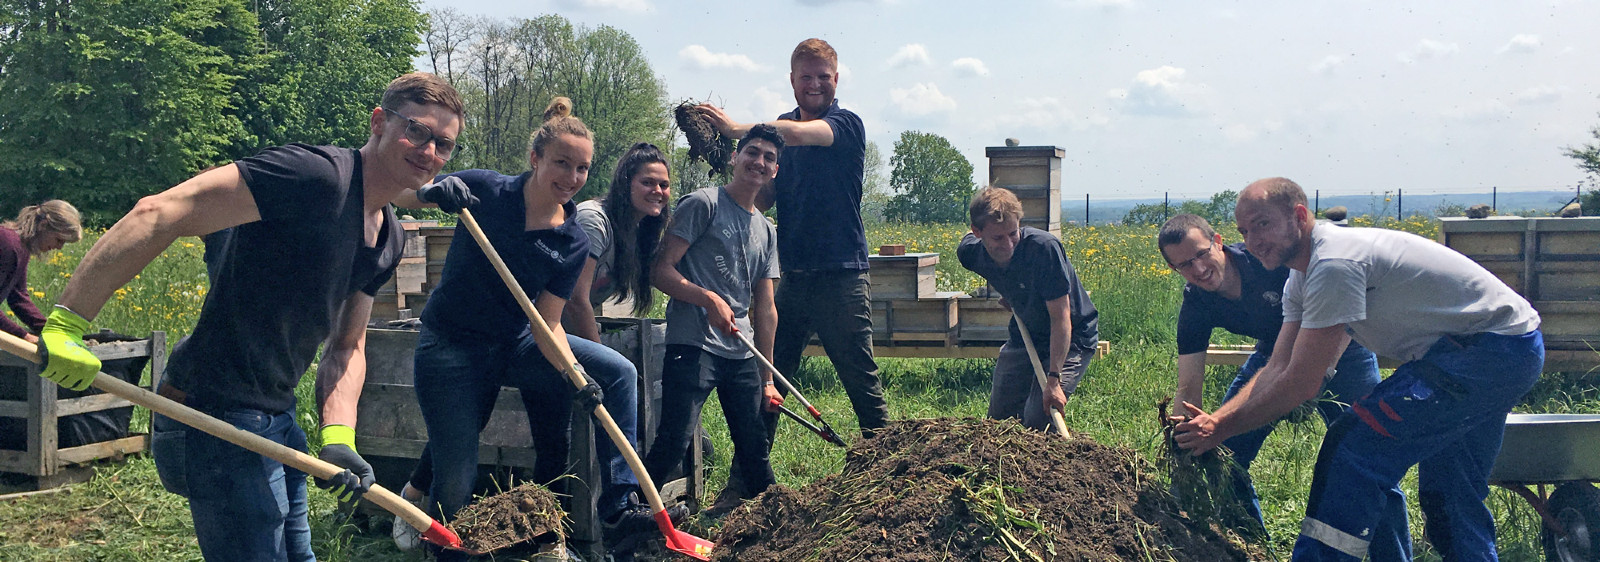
[457,209,714,560]
[0,330,464,550]
[732,331,849,447]
[1011,313,1073,439]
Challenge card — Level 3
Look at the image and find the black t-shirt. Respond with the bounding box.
[166,144,402,414]
[773,101,868,271]
[420,169,589,341]
[1175,243,1289,356]
[958,227,1099,358]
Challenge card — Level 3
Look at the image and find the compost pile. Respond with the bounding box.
[446,482,564,554]
[711,418,1256,561]
[674,101,735,176]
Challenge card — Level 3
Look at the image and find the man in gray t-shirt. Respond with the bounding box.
[645,126,786,510]
[1175,178,1544,562]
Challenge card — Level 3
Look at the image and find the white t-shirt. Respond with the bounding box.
[1283,224,1540,362]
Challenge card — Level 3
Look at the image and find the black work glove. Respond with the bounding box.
[315,425,375,503]
[417,176,478,214]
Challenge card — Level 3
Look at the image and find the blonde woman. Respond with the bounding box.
[1,200,83,343]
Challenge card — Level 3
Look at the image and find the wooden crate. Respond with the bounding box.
[1441,216,1600,351]
[0,333,166,489]
[868,252,938,300]
[420,225,456,293]
[987,145,1063,236]
[871,292,963,345]
[369,221,437,321]
[355,318,693,557]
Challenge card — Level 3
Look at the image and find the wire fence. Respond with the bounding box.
[1062,184,1593,225]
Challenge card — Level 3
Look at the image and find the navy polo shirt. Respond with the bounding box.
[421,169,589,341]
[958,227,1099,358]
[1175,242,1289,356]
[772,101,868,271]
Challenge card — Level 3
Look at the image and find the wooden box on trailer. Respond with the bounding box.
[868,252,938,300]
[870,292,964,345]
[0,333,166,490]
[1440,216,1600,353]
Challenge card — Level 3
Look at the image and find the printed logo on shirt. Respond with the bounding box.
[1262,291,1282,307]
[534,240,561,261]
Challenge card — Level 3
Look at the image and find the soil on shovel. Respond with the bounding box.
[447,481,565,554]
[710,417,1259,561]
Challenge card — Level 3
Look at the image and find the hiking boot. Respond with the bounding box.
[390,493,428,551]
[603,492,689,546]
[701,485,747,519]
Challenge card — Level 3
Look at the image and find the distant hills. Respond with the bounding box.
[1062,190,1580,225]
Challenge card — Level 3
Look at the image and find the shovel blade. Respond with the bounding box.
[421,520,464,550]
[655,509,714,560]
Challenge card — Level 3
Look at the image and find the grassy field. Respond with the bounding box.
[2,218,1595,561]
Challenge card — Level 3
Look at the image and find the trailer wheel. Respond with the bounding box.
[1544,482,1600,562]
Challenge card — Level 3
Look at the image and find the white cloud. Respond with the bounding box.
[555,0,651,12]
[886,44,932,68]
[678,45,766,72]
[752,87,793,117]
[1497,34,1541,54]
[1107,65,1202,117]
[888,82,957,117]
[1310,55,1345,75]
[1441,99,1510,122]
[951,57,990,77]
[1513,85,1561,105]
[990,97,1106,132]
[1397,39,1459,64]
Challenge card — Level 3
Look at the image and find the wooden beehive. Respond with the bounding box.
[987,145,1063,236]
[870,291,964,345]
[868,252,938,300]
[1440,216,1600,351]
[957,296,1012,343]
[370,220,437,321]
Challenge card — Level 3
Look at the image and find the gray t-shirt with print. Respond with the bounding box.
[664,186,780,359]
[574,200,617,308]
[1283,223,1540,362]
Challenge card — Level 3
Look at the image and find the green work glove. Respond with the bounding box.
[315,425,375,503]
[37,306,100,391]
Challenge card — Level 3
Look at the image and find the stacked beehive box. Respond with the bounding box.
[1440,216,1600,354]
[868,252,965,345]
[370,220,439,321]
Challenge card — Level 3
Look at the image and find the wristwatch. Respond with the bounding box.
[1046,371,1061,379]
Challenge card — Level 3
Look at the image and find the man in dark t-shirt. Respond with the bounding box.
[36,73,471,561]
[1157,214,1401,556]
[698,38,889,445]
[958,187,1098,432]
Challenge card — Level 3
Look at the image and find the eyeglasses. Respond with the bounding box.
[382,106,462,161]
[1170,244,1216,272]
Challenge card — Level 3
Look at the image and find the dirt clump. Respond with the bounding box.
[446,481,564,554]
[674,101,736,177]
[710,417,1258,561]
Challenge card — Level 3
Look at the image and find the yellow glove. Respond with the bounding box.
[38,306,100,391]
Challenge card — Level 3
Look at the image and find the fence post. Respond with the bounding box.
[1315,190,1320,215]
[1163,192,1169,223]
[1398,189,1403,219]
[1493,186,1497,211]
[1084,194,1090,226]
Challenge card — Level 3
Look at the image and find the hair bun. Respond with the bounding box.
[543,97,574,121]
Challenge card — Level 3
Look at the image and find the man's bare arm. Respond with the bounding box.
[317,292,375,428]
[60,165,261,319]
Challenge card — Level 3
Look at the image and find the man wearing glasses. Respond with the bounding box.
[35,72,474,561]
[1156,213,1402,554]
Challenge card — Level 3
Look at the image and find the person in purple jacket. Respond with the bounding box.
[0,200,82,344]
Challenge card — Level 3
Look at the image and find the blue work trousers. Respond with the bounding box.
[1223,340,1410,560]
[151,405,314,562]
[1293,331,1543,561]
[412,325,641,540]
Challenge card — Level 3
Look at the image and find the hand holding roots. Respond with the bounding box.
[674,102,735,177]
[1156,397,1263,539]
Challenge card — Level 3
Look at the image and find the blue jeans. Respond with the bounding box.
[1293,331,1543,562]
[151,405,313,562]
[1222,340,1411,560]
[412,325,640,530]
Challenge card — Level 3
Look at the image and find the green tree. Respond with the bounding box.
[885,131,974,223]
[1121,190,1235,226]
[860,141,890,224]
[1564,114,1600,215]
[0,0,262,224]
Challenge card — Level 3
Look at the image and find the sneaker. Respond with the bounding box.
[532,542,584,561]
[391,494,428,551]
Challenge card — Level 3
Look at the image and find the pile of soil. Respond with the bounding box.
[447,482,564,554]
[711,418,1257,561]
[674,101,735,176]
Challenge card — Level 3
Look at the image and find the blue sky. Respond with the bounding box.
[420,0,1600,200]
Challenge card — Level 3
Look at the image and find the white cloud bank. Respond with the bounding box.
[889,82,957,117]
[679,45,766,72]
[951,57,990,77]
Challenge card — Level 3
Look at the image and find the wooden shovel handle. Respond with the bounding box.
[456,210,673,515]
[1010,313,1072,439]
[0,330,445,539]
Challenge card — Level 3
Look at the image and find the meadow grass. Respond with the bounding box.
[2,221,1594,561]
